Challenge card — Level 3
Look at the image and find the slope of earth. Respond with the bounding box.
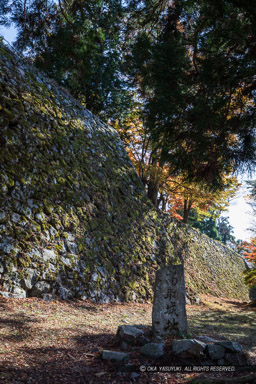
[0,295,255,384]
[0,38,249,302]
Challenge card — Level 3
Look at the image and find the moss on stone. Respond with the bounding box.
[0,40,249,302]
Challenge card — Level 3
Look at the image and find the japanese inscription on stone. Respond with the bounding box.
[152,265,188,337]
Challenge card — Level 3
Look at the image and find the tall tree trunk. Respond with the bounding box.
[183,199,192,224]
[148,180,158,207]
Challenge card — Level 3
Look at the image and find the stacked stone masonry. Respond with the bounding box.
[0,39,249,302]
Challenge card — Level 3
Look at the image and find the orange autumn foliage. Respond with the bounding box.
[242,237,256,263]
[114,111,239,222]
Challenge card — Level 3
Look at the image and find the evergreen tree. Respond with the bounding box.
[0,0,133,121]
[189,212,236,245]
[127,2,190,203]
[189,210,221,241]
[216,217,236,245]
[0,0,10,26]
[128,0,256,203]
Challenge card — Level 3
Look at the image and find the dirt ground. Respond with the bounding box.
[0,294,255,384]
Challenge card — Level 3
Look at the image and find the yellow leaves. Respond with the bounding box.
[228,84,254,119]
[115,109,239,221]
[176,20,185,33]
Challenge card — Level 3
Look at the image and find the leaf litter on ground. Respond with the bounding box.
[0,294,255,383]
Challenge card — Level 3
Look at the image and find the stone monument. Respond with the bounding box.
[152,265,188,337]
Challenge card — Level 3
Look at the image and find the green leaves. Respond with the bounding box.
[2,0,132,122]
[244,269,256,287]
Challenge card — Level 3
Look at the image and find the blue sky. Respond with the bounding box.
[0,24,17,44]
[1,25,255,242]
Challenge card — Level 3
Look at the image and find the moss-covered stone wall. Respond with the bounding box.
[0,40,248,301]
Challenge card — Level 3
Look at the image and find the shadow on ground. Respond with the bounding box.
[0,333,121,384]
[0,296,256,383]
[188,300,256,351]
